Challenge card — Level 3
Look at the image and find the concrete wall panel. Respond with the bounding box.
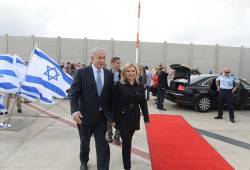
[114,40,135,65]
[8,36,32,61]
[60,38,84,64]
[35,37,58,61]
[0,36,5,53]
[243,48,250,81]
[218,46,240,75]
[193,45,215,74]
[140,42,163,67]
[166,43,189,66]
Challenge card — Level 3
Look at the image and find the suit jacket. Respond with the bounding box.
[70,66,114,125]
[112,81,149,130]
[110,69,121,81]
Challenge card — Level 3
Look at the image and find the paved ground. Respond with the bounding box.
[0,96,250,170]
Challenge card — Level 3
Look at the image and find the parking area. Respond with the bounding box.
[0,97,250,170]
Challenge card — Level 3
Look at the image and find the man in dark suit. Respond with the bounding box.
[70,47,115,170]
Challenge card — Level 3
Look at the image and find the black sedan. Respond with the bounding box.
[165,64,250,112]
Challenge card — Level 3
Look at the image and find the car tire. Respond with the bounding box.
[195,95,212,112]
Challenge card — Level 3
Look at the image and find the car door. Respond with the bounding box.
[241,80,250,106]
[200,76,218,106]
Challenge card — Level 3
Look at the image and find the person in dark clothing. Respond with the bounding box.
[112,63,149,170]
[157,66,168,110]
[70,47,115,170]
[107,57,122,145]
[139,66,147,89]
[144,66,152,100]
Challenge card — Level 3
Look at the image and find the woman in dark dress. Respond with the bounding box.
[112,63,149,170]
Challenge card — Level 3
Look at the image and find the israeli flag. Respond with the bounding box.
[13,54,27,81]
[0,54,19,93]
[21,48,73,104]
[0,95,5,112]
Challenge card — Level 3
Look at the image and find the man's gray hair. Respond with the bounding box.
[91,47,105,57]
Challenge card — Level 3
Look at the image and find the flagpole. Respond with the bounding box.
[0,92,12,129]
[4,48,36,127]
[135,0,141,64]
[0,93,5,125]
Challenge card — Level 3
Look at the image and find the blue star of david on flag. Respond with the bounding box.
[44,65,60,81]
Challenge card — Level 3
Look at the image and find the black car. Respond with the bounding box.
[165,64,250,112]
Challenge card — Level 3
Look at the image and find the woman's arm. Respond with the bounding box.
[139,86,149,123]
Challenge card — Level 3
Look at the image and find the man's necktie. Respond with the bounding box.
[96,70,103,96]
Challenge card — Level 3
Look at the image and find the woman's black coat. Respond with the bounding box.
[112,81,149,130]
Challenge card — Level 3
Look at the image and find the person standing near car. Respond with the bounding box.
[214,68,240,123]
[157,66,168,110]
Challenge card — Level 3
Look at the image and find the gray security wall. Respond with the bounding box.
[0,34,249,80]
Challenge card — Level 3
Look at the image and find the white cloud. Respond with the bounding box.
[0,0,250,47]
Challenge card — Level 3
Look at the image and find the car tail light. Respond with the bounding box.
[177,85,186,91]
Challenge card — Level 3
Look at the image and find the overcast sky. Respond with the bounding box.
[1,0,250,47]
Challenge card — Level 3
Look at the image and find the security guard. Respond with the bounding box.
[214,68,240,123]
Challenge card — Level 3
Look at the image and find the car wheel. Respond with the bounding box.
[195,95,212,112]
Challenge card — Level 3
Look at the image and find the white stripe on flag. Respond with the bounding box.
[0,54,20,93]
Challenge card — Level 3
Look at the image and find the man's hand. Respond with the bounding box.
[232,87,237,94]
[72,111,83,124]
[111,122,116,128]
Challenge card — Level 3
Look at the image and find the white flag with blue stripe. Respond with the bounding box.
[21,48,73,104]
[0,95,6,112]
[14,54,27,81]
[0,54,19,93]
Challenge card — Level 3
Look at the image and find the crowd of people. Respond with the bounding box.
[60,62,86,77]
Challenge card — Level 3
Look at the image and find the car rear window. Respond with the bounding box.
[241,79,250,89]
[190,75,212,84]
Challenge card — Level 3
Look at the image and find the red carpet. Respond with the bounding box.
[146,114,234,170]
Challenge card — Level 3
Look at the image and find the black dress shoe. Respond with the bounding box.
[230,119,236,123]
[17,109,22,113]
[80,163,88,170]
[214,116,222,119]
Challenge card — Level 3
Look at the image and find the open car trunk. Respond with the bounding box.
[169,64,191,91]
